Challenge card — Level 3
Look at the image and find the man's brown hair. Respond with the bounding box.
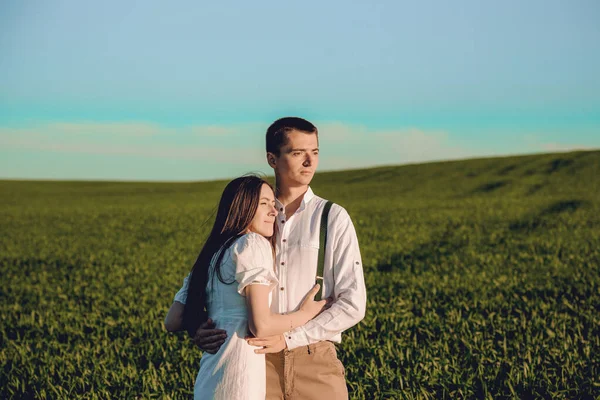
[266,117,318,156]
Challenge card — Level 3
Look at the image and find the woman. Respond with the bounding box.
[164,175,327,399]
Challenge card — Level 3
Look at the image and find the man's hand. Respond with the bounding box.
[192,318,227,354]
[246,334,288,354]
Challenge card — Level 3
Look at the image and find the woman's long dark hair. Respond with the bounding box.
[182,175,276,337]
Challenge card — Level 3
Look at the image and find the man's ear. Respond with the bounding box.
[266,152,277,168]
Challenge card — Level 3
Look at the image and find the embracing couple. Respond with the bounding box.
[165,117,367,399]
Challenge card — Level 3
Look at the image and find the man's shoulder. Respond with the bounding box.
[310,194,351,222]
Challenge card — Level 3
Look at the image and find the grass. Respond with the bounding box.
[1,150,599,399]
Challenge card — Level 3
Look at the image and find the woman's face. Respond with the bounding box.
[248,184,277,237]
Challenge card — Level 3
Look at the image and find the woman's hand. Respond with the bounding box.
[299,284,330,319]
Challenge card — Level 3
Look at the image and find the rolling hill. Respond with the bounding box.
[1,150,598,398]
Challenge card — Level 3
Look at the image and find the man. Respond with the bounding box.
[193,117,367,399]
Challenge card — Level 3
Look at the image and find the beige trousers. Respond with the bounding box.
[265,341,348,400]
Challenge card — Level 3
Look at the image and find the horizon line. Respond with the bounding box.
[1,148,597,184]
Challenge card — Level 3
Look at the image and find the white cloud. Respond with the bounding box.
[540,142,598,152]
[1,121,265,139]
[0,121,477,173]
[519,133,599,154]
[43,122,163,137]
[1,120,478,180]
[3,120,596,180]
[2,138,259,163]
[317,122,471,170]
[0,123,265,165]
[317,122,362,143]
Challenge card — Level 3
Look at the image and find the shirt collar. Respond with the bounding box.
[299,186,315,212]
[275,186,315,213]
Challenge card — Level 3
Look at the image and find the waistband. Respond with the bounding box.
[283,340,335,356]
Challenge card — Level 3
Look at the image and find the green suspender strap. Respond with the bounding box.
[315,201,334,301]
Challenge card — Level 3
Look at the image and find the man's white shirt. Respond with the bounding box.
[274,187,367,350]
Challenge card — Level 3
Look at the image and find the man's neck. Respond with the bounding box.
[275,182,309,217]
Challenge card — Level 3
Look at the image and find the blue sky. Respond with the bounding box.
[1,0,599,181]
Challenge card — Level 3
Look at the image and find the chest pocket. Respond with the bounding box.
[299,241,320,249]
[291,241,320,266]
[283,209,321,253]
[285,240,319,260]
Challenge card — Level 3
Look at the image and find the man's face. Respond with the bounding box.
[269,130,319,188]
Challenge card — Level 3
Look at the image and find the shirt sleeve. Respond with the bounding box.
[173,273,191,304]
[233,233,278,296]
[284,205,367,350]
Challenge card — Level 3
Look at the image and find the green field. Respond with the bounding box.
[1,150,599,399]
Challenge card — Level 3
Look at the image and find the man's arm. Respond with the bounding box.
[284,206,367,350]
[164,301,185,332]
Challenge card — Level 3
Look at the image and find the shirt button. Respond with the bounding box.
[281,220,285,224]
[282,239,287,243]
[356,261,360,264]
[280,208,283,212]
[281,262,285,266]
[288,336,292,339]
[280,287,285,291]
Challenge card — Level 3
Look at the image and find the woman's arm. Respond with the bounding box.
[164,301,185,332]
[245,284,326,338]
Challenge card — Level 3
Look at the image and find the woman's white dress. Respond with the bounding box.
[173,232,278,400]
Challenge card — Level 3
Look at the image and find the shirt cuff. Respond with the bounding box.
[283,326,310,350]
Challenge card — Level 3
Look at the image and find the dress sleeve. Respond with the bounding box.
[233,233,278,296]
[173,273,190,304]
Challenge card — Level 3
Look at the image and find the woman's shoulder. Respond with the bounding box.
[232,232,272,252]
[213,233,272,272]
[228,233,273,268]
